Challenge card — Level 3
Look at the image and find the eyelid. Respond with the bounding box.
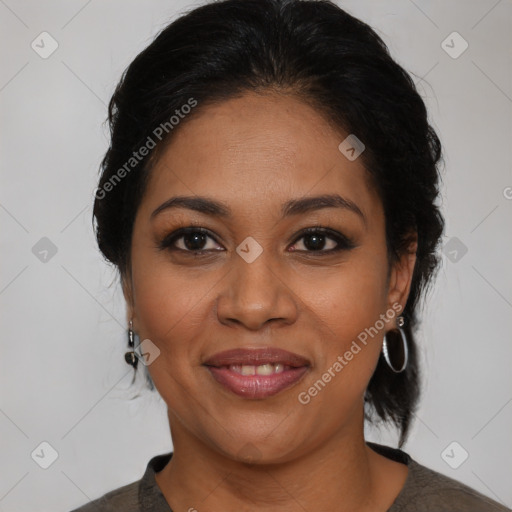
[289,225,356,249]
[156,226,222,252]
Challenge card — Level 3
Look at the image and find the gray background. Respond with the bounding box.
[1,1,511,511]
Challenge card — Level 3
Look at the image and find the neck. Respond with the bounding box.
[155,409,407,512]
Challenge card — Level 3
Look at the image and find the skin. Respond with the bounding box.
[123,90,417,512]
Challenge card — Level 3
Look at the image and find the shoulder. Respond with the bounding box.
[393,458,511,512]
[367,442,510,512]
[68,480,140,512]
[67,451,173,512]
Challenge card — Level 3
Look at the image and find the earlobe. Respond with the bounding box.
[387,238,418,312]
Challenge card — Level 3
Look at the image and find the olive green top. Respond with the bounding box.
[69,442,511,511]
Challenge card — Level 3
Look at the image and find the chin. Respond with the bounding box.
[204,426,306,466]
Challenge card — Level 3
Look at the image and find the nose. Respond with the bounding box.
[216,251,299,331]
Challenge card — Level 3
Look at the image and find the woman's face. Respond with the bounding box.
[125,91,415,463]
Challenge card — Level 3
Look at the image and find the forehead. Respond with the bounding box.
[140,91,381,222]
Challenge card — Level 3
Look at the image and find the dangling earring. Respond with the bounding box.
[382,315,408,373]
[124,319,138,369]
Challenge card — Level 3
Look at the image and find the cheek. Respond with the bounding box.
[298,247,390,384]
[132,269,210,353]
[129,239,206,353]
[306,249,389,335]
[130,259,211,410]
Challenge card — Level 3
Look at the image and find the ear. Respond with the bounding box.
[386,234,418,315]
[121,271,136,324]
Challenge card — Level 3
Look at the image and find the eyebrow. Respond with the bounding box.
[150,193,366,224]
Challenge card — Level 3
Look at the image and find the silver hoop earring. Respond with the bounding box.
[382,315,408,373]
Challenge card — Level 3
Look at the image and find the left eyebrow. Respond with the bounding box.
[281,194,366,225]
[150,193,366,225]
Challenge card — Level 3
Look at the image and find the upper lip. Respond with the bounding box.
[203,348,310,368]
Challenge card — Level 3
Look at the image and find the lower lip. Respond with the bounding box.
[205,365,309,399]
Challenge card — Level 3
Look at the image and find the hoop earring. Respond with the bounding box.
[124,319,138,369]
[382,315,408,373]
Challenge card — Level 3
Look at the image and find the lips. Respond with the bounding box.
[203,348,310,399]
[203,347,310,368]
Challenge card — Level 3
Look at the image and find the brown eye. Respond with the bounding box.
[289,227,356,254]
[157,227,223,254]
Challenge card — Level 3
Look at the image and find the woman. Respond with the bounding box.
[71,0,509,510]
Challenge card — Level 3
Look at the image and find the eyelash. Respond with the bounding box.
[156,225,356,256]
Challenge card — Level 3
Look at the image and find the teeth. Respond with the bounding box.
[229,363,285,375]
[241,365,255,376]
[256,363,283,375]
